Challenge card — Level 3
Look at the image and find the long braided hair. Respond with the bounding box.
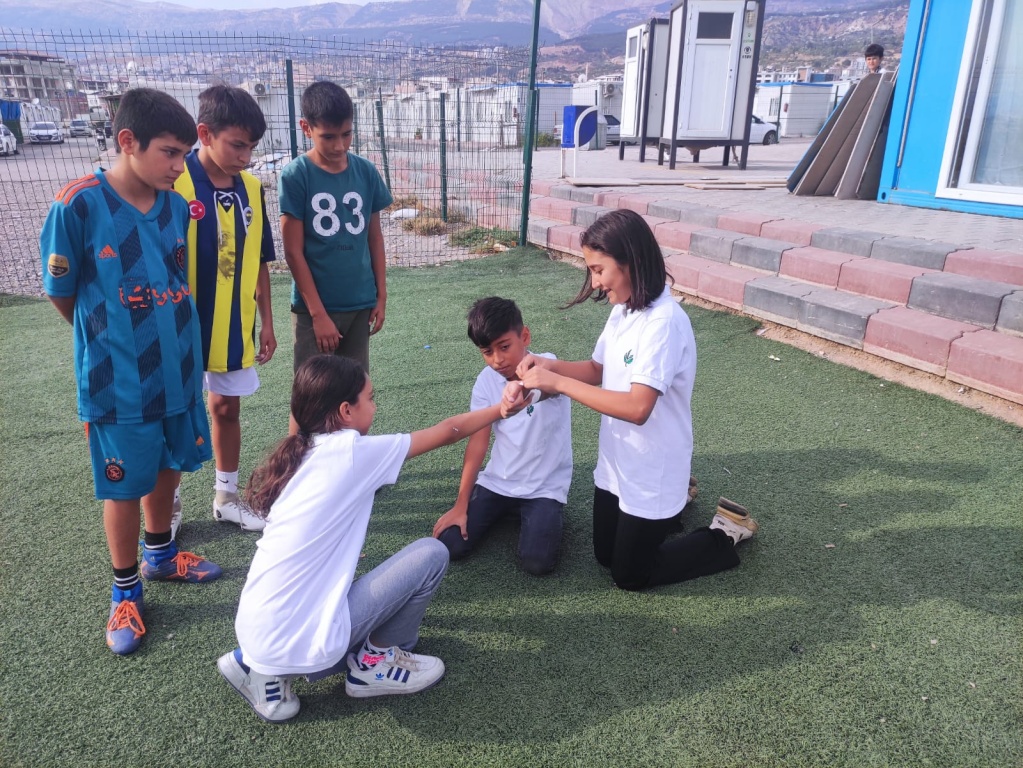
[245,355,367,514]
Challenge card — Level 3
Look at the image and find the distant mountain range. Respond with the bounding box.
[4,0,906,51]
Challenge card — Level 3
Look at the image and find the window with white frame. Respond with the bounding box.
[938,0,1023,205]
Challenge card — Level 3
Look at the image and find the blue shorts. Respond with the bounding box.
[87,403,212,500]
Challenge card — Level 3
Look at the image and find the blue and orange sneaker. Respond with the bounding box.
[140,542,223,583]
[106,583,145,655]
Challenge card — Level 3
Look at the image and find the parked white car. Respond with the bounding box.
[29,122,64,144]
[0,124,17,156]
[748,115,779,145]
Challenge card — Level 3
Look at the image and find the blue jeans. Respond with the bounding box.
[305,537,449,681]
[437,484,563,575]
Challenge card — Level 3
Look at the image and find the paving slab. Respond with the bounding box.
[731,236,798,273]
[947,330,1023,405]
[654,221,705,252]
[780,247,863,288]
[697,263,760,310]
[869,236,958,270]
[617,193,664,214]
[530,196,580,223]
[527,217,560,249]
[717,211,779,237]
[837,259,936,304]
[567,187,599,204]
[571,205,612,228]
[907,273,1018,329]
[943,248,1023,287]
[743,276,816,326]
[863,306,979,376]
[546,224,583,254]
[689,229,745,263]
[810,227,887,257]
[995,290,1023,337]
[664,252,705,293]
[759,219,826,247]
[548,185,577,201]
[799,290,894,348]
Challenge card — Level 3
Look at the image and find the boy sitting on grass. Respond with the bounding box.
[432,297,572,575]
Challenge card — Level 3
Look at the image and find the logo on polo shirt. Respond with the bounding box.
[624,349,634,365]
[526,404,534,417]
[188,199,206,220]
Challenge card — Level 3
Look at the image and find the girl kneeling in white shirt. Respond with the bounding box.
[513,209,758,591]
[218,354,504,722]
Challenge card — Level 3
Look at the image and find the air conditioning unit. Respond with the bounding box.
[601,83,616,98]
[252,82,269,97]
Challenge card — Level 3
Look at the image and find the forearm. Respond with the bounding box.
[48,295,75,324]
[284,250,327,317]
[554,378,658,425]
[546,358,602,385]
[453,430,489,507]
[255,265,273,326]
[369,218,387,304]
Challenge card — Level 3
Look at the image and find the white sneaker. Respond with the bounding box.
[344,646,445,698]
[709,497,759,545]
[213,495,266,532]
[217,651,300,723]
[170,487,182,541]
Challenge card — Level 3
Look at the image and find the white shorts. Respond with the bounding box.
[204,368,260,397]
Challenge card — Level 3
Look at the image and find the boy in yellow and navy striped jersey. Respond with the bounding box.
[174,85,276,534]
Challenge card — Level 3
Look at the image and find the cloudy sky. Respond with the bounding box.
[137,0,374,8]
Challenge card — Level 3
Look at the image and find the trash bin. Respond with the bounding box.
[97,135,107,152]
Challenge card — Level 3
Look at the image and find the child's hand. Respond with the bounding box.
[369,299,386,335]
[520,366,557,395]
[255,326,277,364]
[312,314,342,353]
[515,353,550,380]
[500,381,534,418]
[433,505,468,540]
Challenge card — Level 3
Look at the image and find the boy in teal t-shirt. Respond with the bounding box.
[279,81,392,384]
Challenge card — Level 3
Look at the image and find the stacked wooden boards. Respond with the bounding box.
[787,70,897,200]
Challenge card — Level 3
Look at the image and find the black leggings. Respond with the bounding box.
[592,487,739,591]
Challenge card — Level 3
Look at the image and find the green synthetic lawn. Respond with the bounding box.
[1,250,1021,767]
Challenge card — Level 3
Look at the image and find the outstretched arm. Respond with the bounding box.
[520,364,660,426]
[407,404,503,459]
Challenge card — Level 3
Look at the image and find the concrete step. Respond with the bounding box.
[526,189,1023,406]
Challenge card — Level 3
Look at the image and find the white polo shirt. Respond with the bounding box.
[592,288,696,519]
[472,353,573,503]
[235,430,411,676]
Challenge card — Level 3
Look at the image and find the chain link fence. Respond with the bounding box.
[1,30,532,297]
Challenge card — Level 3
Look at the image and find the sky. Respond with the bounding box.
[139,0,374,8]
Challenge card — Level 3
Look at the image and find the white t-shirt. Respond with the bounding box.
[235,430,411,676]
[472,353,573,503]
[592,287,696,520]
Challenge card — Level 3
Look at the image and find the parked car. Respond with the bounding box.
[29,122,64,144]
[69,119,92,137]
[0,124,17,156]
[749,115,779,145]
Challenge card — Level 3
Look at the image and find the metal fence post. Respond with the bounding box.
[439,92,448,223]
[286,58,298,159]
[376,89,391,192]
[353,102,360,156]
[518,0,543,249]
[456,87,462,153]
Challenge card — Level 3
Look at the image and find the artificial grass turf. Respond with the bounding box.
[1,249,1021,767]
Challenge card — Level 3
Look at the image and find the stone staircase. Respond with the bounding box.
[527,180,1023,407]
